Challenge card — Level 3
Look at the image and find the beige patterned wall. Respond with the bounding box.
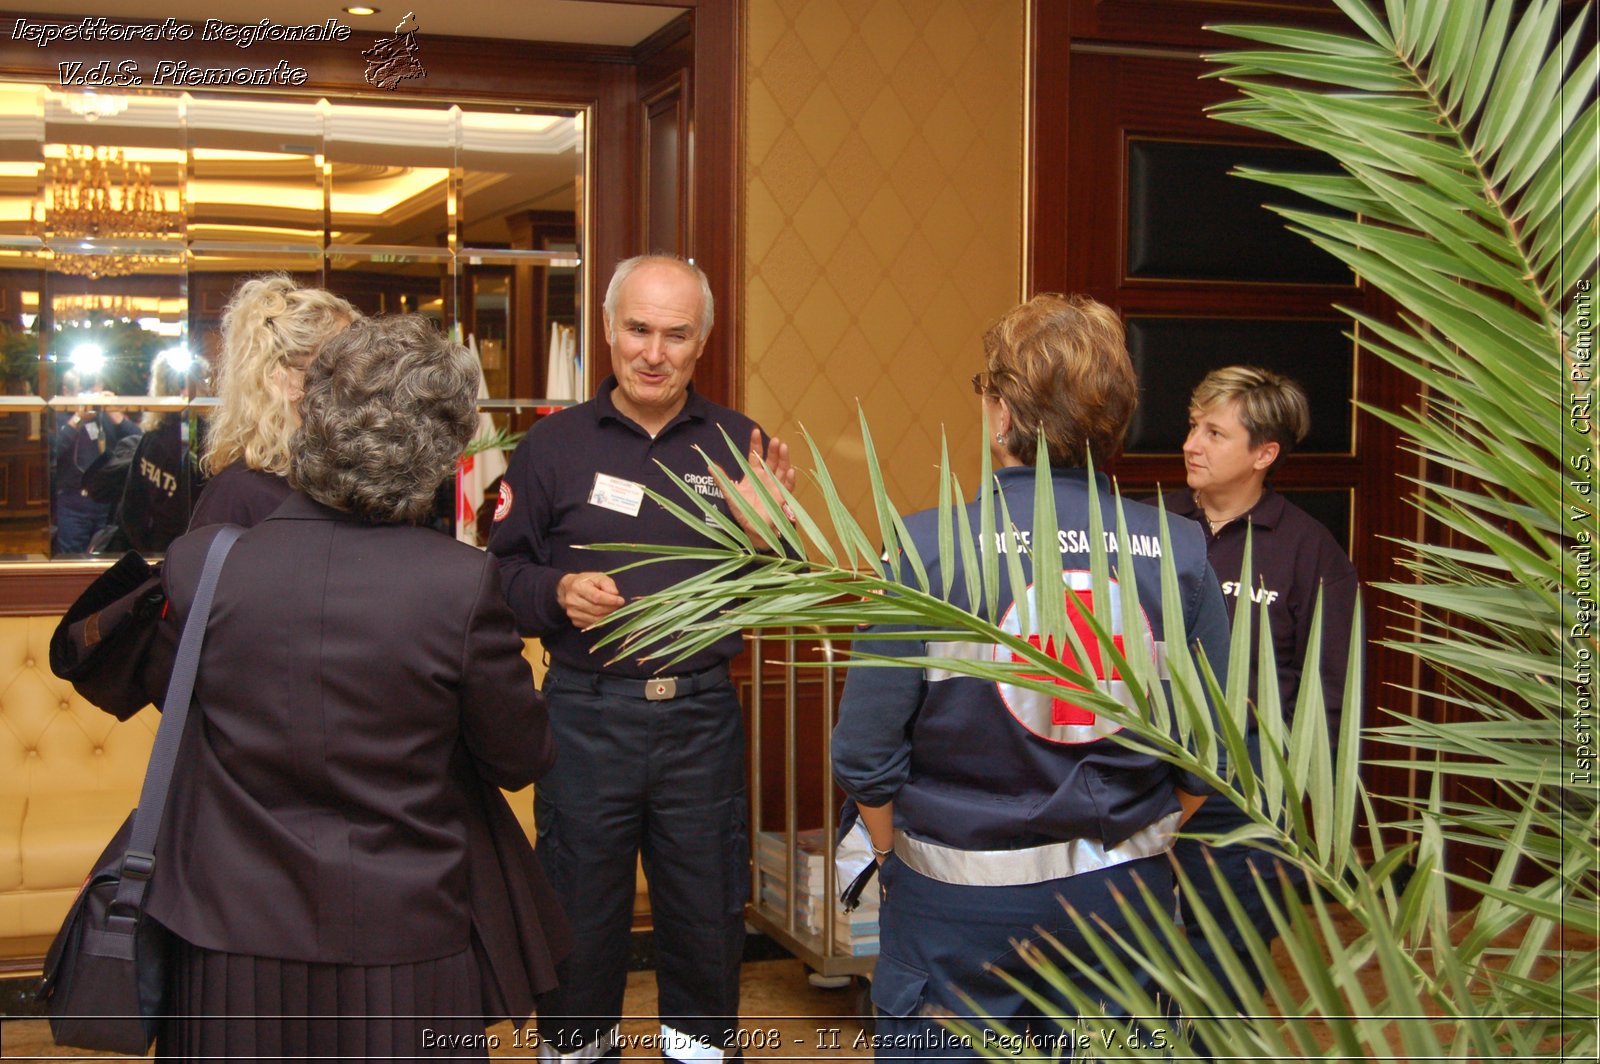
[743,0,1026,520]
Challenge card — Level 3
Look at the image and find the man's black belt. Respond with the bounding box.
[551,662,730,701]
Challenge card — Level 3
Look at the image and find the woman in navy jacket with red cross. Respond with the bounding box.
[832,294,1232,1055]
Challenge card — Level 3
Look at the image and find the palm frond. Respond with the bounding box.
[586,0,1592,1056]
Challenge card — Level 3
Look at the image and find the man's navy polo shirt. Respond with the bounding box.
[488,376,763,678]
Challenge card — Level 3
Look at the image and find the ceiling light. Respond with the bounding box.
[158,347,194,373]
[36,147,181,279]
[70,344,105,376]
[344,6,380,15]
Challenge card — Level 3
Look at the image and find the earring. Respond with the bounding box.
[994,433,1005,444]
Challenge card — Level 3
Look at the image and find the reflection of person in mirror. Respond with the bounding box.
[112,350,212,554]
[52,368,139,555]
[190,274,359,530]
[488,255,795,1064]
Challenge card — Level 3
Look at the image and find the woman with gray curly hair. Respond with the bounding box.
[291,314,478,523]
[84,315,566,1059]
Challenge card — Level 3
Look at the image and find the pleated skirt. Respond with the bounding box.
[157,936,489,1063]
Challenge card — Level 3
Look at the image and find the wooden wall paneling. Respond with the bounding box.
[736,635,846,836]
[0,270,26,328]
[637,14,694,260]
[641,72,690,258]
[0,566,99,614]
[1033,8,1425,834]
[591,0,742,405]
[590,69,643,398]
[681,0,741,408]
[1351,290,1428,830]
[1028,0,1073,296]
[1062,0,1348,47]
[0,418,46,522]
[505,211,580,419]
[23,441,46,507]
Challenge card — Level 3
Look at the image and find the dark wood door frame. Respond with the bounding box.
[1026,0,1424,822]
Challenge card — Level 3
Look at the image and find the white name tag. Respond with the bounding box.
[589,472,646,517]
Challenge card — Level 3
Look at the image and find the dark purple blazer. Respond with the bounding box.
[139,494,557,974]
[187,460,292,531]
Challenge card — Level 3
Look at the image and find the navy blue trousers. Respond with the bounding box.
[870,853,1175,1061]
[53,491,109,555]
[532,668,750,1059]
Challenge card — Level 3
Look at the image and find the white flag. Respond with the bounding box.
[456,335,508,547]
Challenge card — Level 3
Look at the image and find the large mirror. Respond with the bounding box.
[0,85,586,560]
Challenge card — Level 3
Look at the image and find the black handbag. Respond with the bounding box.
[39,525,242,1054]
[50,549,166,721]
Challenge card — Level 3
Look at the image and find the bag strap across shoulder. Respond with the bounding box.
[109,524,242,925]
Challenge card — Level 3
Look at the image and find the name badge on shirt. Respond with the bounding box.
[589,472,646,517]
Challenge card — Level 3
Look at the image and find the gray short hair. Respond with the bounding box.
[290,315,479,524]
[603,254,714,339]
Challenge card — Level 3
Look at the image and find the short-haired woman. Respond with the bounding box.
[832,293,1232,1050]
[100,315,559,1059]
[189,273,358,528]
[1160,365,1359,1020]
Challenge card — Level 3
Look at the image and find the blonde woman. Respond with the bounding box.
[189,274,358,529]
[82,317,561,1059]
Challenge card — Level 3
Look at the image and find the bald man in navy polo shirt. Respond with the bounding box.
[489,255,793,1064]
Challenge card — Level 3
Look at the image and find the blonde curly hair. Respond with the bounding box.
[202,274,359,476]
[141,349,211,432]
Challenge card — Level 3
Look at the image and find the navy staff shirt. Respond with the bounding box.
[487,376,764,678]
[1159,489,1359,735]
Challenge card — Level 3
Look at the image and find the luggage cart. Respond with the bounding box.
[746,628,877,980]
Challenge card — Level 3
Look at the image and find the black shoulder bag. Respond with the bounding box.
[39,524,242,1054]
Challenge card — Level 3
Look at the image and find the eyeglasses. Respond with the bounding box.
[970,372,990,396]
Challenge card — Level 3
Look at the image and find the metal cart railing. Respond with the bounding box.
[746,628,877,979]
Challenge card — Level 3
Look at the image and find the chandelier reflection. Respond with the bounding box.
[35,147,182,279]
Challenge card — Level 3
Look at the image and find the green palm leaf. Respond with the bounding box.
[586,0,1594,1057]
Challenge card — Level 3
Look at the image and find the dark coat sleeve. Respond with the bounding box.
[831,624,927,808]
[1175,559,1233,796]
[457,551,555,789]
[486,436,573,638]
[1296,549,1360,739]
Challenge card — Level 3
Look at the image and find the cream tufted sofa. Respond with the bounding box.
[0,615,158,962]
[0,620,649,966]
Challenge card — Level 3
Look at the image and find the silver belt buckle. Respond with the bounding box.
[645,677,678,701]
